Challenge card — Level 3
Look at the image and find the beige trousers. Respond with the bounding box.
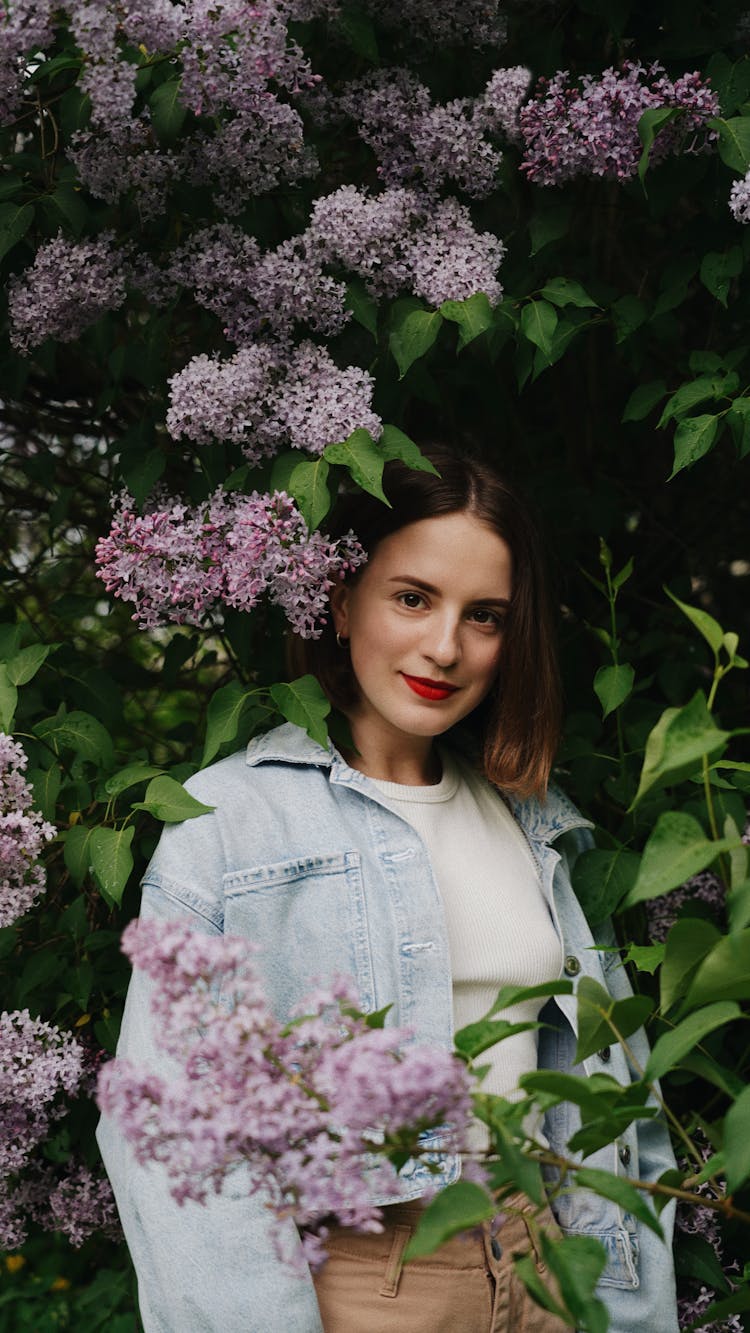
[312,1193,570,1333]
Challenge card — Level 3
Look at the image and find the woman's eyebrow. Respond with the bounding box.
[386,575,511,607]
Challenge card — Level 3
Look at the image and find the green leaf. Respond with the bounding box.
[335,6,379,61]
[572,848,640,926]
[513,1253,570,1323]
[439,293,493,349]
[520,1069,625,1116]
[0,626,22,660]
[389,304,442,377]
[0,665,18,732]
[637,106,681,185]
[89,826,134,906]
[269,674,331,749]
[345,280,377,338]
[728,878,750,932]
[4,643,54,686]
[625,812,740,906]
[488,979,574,1015]
[630,690,730,806]
[528,205,571,256]
[664,588,724,655]
[28,764,61,822]
[723,1085,750,1192]
[539,277,598,309]
[46,184,88,237]
[324,429,389,505]
[660,918,722,1013]
[576,976,653,1062]
[132,775,215,823]
[0,202,34,262]
[520,299,557,361]
[645,1002,741,1082]
[283,457,331,531]
[658,375,735,427]
[593,662,634,718]
[104,763,166,797]
[622,942,665,974]
[575,1167,663,1238]
[612,557,633,593]
[201,682,257,768]
[35,710,114,768]
[150,79,186,144]
[378,425,440,475]
[405,1181,495,1260]
[706,54,750,117]
[675,1232,732,1292]
[700,248,743,307]
[684,929,750,1008]
[710,115,750,173]
[63,824,98,888]
[454,1017,544,1061]
[622,379,667,422]
[538,1233,609,1333]
[611,294,647,342]
[119,448,166,509]
[669,414,721,478]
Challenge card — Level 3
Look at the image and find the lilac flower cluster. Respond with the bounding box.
[8,231,129,353]
[310,185,505,306]
[0,0,57,123]
[336,66,530,198]
[675,1137,743,1333]
[0,1161,119,1250]
[169,225,348,342]
[69,0,136,133]
[167,340,381,458]
[95,488,367,637]
[0,734,56,927]
[645,868,726,944]
[729,170,750,223]
[97,919,473,1260]
[519,62,719,186]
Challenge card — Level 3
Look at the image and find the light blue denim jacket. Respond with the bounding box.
[97,722,679,1333]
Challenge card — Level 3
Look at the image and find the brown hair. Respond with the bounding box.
[287,444,561,799]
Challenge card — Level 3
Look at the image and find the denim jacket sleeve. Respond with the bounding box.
[95,810,326,1333]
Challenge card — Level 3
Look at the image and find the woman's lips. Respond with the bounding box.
[401,673,459,701]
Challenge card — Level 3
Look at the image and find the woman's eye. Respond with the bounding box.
[397,592,425,609]
[471,608,503,627]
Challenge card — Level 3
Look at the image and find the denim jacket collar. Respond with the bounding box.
[245,722,592,847]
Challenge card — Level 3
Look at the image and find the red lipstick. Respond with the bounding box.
[401,673,459,701]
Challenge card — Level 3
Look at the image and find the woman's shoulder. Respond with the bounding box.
[181,721,330,806]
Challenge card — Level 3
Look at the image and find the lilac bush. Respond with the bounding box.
[0,734,56,927]
[7,231,129,353]
[97,919,473,1263]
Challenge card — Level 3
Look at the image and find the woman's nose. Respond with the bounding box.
[424,616,462,667]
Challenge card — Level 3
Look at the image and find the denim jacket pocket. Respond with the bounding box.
[223,851,375,1015]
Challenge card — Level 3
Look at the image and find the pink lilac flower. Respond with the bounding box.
[0,734,56,927]
[478,65,532,143]
[8,231,129,353]
[95,488,367,637]
[69,121,181,219]
[119,0,187,50]
[97,919,473,1259]
[645,868,726,944]
[181,100,318,216]
[0,1010,84,1186]
[0,1161,119,1251]
[69,0,137,132]
[729,170,750,223]
[0,0,57,124]
[166,340,381,458]
[408,198,505,306]
[519,61,719,186]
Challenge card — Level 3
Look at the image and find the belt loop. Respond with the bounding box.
[379,1224,412,1298]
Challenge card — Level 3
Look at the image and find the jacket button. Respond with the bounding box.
[564,955,581,976]
[598,1046,611,1063]
[619,1144,631,1167]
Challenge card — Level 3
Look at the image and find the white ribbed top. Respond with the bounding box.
[370,746,562,1148]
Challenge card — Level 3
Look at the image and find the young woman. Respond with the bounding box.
[97,447,679,1333]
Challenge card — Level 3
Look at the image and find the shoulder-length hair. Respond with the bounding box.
[287,444,561,800]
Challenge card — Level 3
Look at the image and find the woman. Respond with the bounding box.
[97,446,679,1333]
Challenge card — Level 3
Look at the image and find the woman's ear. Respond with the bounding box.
[329,581,350,636]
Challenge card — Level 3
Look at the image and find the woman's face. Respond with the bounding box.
[330,510,513,749]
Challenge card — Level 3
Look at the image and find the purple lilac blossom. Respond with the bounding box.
[69,121,181,219]
[166,340,381,458]
[729,170,750,223]
[309,185,505,305]
[478,65,532,143]
[0,1161,119,1250]
[97,919,473,1260]
[69,0,137,132]
[181,101,318,217]
[0,734,56,927]
[119,0,187,50]
[95,488,367,637]
[0,0,57,123]
[645,869,726,944]
[519,61,719,186]
[8,231,129,353]
[675,1136,742,1332]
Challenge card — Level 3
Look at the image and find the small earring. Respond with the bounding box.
[336,631,349,649]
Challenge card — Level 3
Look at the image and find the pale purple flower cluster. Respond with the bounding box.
[69,0,136,132]
[729,170,750,223]
[310,185,505,306]
[0,1160,119,1250]
[181,100,318,217]
[8,230,129,353]
[119,0,187,51]
[519,61,719,186]
[169,224,347,342]
[0,734,56,927]
[337,66,529,198]
[675,1138,743,1333]
[645,869,726,944]
[0,0,57,123]
[97,919,473,1258]
[69,121,181,220]
[95,488,367,637]
[167,340,381,458]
